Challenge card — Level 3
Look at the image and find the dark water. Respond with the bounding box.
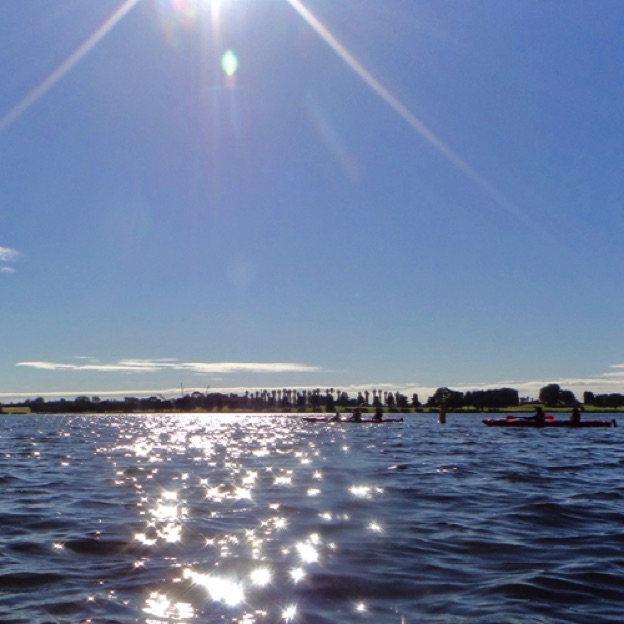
[1,413,623,624]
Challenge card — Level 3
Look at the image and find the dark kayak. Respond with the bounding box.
[303,417,404,423]
[483,417,616,428]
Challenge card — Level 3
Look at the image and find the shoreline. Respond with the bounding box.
[2,406,624,415]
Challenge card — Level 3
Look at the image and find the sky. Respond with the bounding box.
[2,0,624,404]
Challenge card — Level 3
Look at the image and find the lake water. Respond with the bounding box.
[1,413,622,624]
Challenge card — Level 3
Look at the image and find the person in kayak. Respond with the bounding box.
[526,406,546,424]
[350,408,363,422]
[372,406,383,422]
[570,407,581,425]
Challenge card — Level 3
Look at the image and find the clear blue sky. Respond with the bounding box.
[2,0,624,403]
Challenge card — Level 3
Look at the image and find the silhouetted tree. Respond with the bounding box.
[325,392,336,413]
[539,384,561,407]
[427,387,464,409]
[559,389,578,406]
[583,391,595,405]
[465,388,519,410]
[396,393,409,408]
[337,392,350,407]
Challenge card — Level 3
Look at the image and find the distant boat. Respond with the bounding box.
[302,416,404,424]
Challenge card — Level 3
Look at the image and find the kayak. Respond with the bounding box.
[303,417,404,423]
[483,417,616,428]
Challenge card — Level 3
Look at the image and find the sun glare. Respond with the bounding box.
[184,569,245,607]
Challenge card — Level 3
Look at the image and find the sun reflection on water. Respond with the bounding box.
[295,539,319,564]
[184,569,245,607]
[282,604,297,622]
[290,567,306,583]
[250,566,272,587]
[105,414,394,621]
[144,591,194,621]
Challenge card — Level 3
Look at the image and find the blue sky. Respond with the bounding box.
[2,0,624,403]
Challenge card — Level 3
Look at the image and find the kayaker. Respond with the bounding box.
[372,407,383,422]
[527,406,546,424]
[570,407,581,425]
[350,408,363,422]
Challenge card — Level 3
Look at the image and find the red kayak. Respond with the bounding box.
[483,416,616,428]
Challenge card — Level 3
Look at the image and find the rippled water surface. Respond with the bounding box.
[1,413,623,623]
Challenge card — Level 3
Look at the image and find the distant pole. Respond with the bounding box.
[181,383,184,397]
[439,402,447,424]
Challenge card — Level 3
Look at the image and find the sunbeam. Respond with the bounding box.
[285,0,544,235]
[0,0,141,133]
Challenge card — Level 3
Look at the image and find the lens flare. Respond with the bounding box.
[221,50,239,78]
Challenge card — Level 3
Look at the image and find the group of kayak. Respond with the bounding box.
[303,407,404,424]
[483,407,617,428]
[302,406,617,428]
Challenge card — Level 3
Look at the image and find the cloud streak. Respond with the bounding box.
[0,246,19,261]
[16,358,322,375]
[3,367,624,405]
[0,246,20,273]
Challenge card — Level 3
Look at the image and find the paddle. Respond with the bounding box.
[505,414,554,421]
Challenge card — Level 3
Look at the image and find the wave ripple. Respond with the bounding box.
[0,413,622,623]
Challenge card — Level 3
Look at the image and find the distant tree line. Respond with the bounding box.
[535,384,624,408]
[582,391,624,408]
[2,383,623,414]
[425,387,521,410]
[3,388,420,414]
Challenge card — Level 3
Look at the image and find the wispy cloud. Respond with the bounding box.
[423,369,624,399]
[16,358,322,375]
[0,246,19,261]
[9,359,624,404]
[0,246,20,273]
[3,367,624,405]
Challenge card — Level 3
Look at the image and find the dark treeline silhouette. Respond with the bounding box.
[426,387,521,410]
[3,388,419,414]
[583,391,624,408]
[3,383,621,414]
[538,383,579,407]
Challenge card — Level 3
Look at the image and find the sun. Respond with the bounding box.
[154,0,236,45]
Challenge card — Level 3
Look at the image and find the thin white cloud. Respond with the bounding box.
[0,246,19,261]
[16,358,322,375]
[3,371,624,405]
[415,371,624,400]
[0,246,20,273]
[7,359,624,404]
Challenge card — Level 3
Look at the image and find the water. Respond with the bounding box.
[0,413,622,624]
